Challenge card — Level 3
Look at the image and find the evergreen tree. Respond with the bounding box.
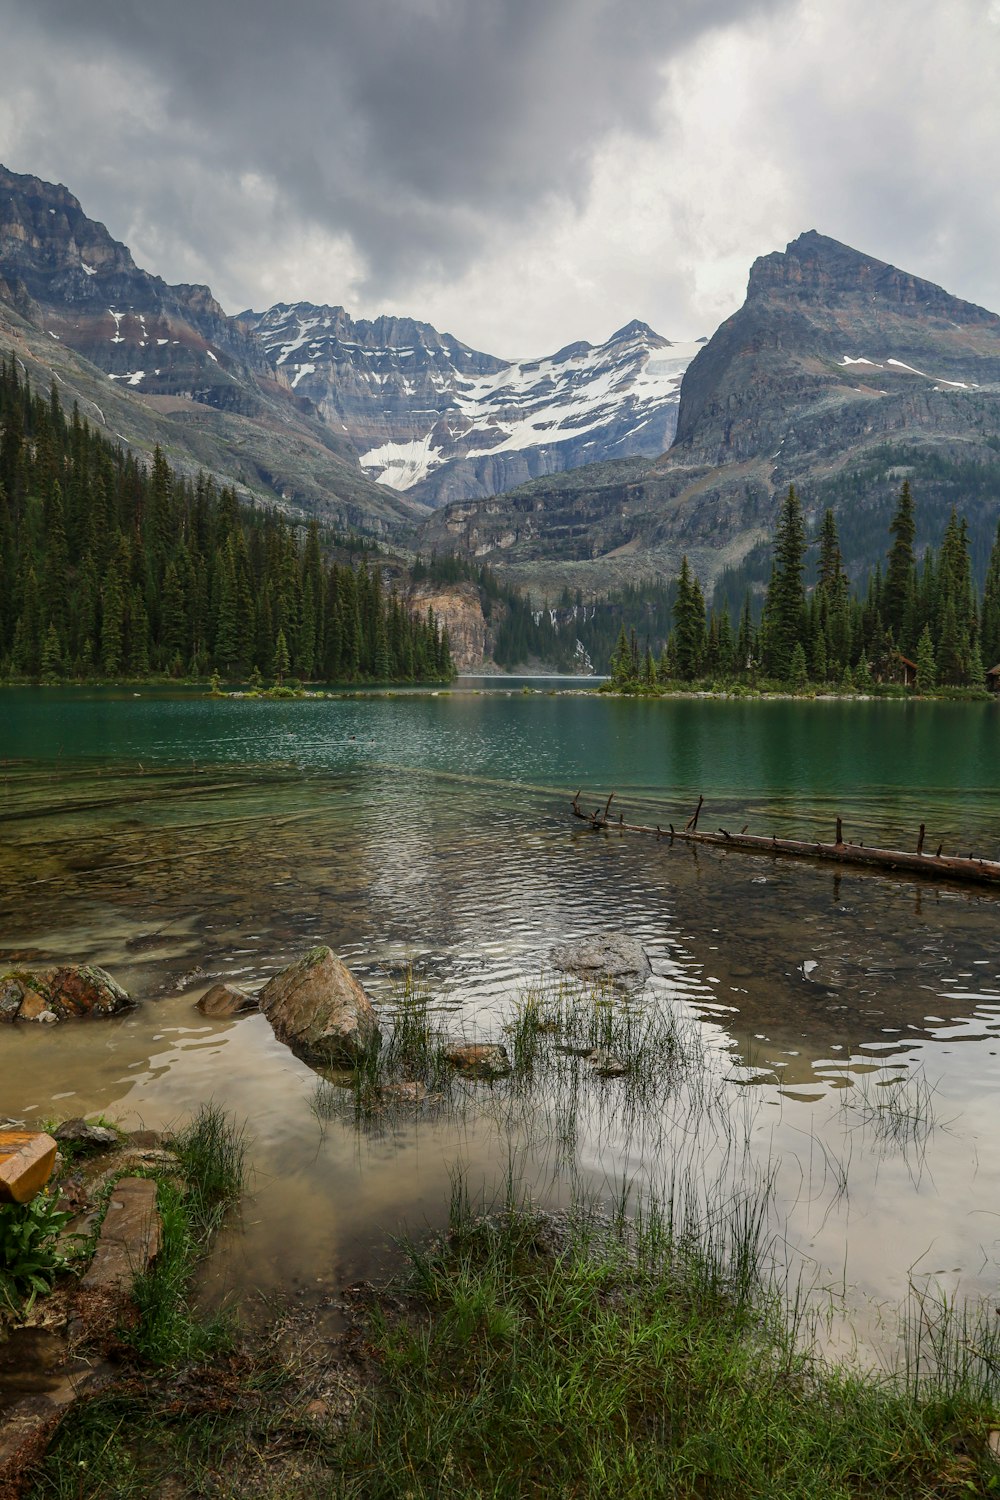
[672,556,706,680]
[762,486,807,679]
[39,620,62,682]
[789,641,809,691]
[915,625,936,693]
[883,480,917,647]
[980,521,1000,668]
[272,627,290,685]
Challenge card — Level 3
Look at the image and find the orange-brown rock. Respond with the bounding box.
[0,1132,58,1204]
[407,580,494,672]
[0,966,136,1024]
[444,1043,511,1078]
[78,1178,161,1294]
[259,946,380,1068]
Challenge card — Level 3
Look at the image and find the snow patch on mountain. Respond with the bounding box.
[246,304,700,506]
[838,353,977,389]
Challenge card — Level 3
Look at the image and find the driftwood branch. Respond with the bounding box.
[569,793,1000,889]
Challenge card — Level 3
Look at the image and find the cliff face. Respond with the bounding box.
[673,230,1000,467]
[419,232,1000,592]
[406,580,494,671]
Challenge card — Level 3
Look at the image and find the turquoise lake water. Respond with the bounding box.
[1,685,998,1353]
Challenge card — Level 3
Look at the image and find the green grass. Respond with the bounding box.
[324,1190,1000,1499]
[120,1104,248,1366]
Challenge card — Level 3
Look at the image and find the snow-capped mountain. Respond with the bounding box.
[242,303,704,507]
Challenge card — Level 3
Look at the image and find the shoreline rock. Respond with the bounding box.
[259,946,381,1068]
[196,982,258,1018]
[0,965,137,1024]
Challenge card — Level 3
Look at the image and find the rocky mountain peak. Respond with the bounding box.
[0,163,137,286]
[248,300,697,505]
[746,229,998,326]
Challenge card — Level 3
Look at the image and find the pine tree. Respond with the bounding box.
[789,640,809,691]
[673,556,706,680]
[883,480,917,647]
[272,627,290,685]
[915,624,936,693]
[815,508,851,670]
[101,558,125,676]
[39,620,62,682]
[762,486,807,679]
[981,520,1000,669]
[610,624,632,685]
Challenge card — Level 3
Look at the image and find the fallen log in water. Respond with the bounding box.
[569,791,1000,889]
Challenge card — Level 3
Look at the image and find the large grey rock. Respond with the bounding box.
[259,946,380,1068]
[53,1119,120,1151]
[550,934,651,990]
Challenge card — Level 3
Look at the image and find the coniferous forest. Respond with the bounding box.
[0,360,453,684]
[607,483,1000,695]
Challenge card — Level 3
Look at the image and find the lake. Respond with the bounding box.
[1,684,998,1357]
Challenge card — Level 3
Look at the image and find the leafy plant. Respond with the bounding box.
[0,1191,75,1312]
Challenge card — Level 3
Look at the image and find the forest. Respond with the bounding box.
[608,483,1000,693]
[0,360,453,685]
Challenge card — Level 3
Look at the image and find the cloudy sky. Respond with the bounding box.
[0,0,995,357]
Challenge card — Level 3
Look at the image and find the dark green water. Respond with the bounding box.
[2,686,997,841]
[1,685,999,1351]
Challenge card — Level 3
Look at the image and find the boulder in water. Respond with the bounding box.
[196,982,258,1018]
[259,946,380,1068]
[444,1042,511,1078]
[549,934,650,990]
[0,965,136,1023]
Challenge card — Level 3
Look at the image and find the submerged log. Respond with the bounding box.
[569,793,1000,889]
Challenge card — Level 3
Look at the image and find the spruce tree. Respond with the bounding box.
[980,521,1000,669]
[915,625,936,693]
[272,627,290,685]
[672,556,706,680]
[883,480,917,647]
[762,486,807,680]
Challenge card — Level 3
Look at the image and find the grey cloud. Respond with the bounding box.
[6,0,790,298]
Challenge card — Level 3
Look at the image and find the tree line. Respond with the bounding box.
[609,483,1000,693]
[0,359,453,684]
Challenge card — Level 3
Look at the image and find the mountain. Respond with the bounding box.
[0,165,424,535]
[243,302,702,506]
[420,232,1000,597]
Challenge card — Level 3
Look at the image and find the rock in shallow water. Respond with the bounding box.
[549,934,650,990]
[195,982,258,1017]
[0,966,136,1023]
[259,946,380,1068]
[444,1043,511,1078]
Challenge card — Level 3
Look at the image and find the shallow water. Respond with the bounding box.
[1,687,998,1353]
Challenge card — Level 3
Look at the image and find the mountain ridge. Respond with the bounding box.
[420,231,1000,597]
[242,301,701,507]
[0,163,424,534]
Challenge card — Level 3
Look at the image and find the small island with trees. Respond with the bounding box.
[604,483,1000,697]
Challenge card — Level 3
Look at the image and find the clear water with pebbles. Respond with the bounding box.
[1,685,998,1354]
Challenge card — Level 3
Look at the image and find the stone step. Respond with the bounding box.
[78,1177,161,1291]
[0,1132,57,1205]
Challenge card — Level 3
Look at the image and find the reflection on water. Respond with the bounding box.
[1,690,999,1354]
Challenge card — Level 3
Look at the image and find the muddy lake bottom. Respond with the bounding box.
[1,690,999,1369]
